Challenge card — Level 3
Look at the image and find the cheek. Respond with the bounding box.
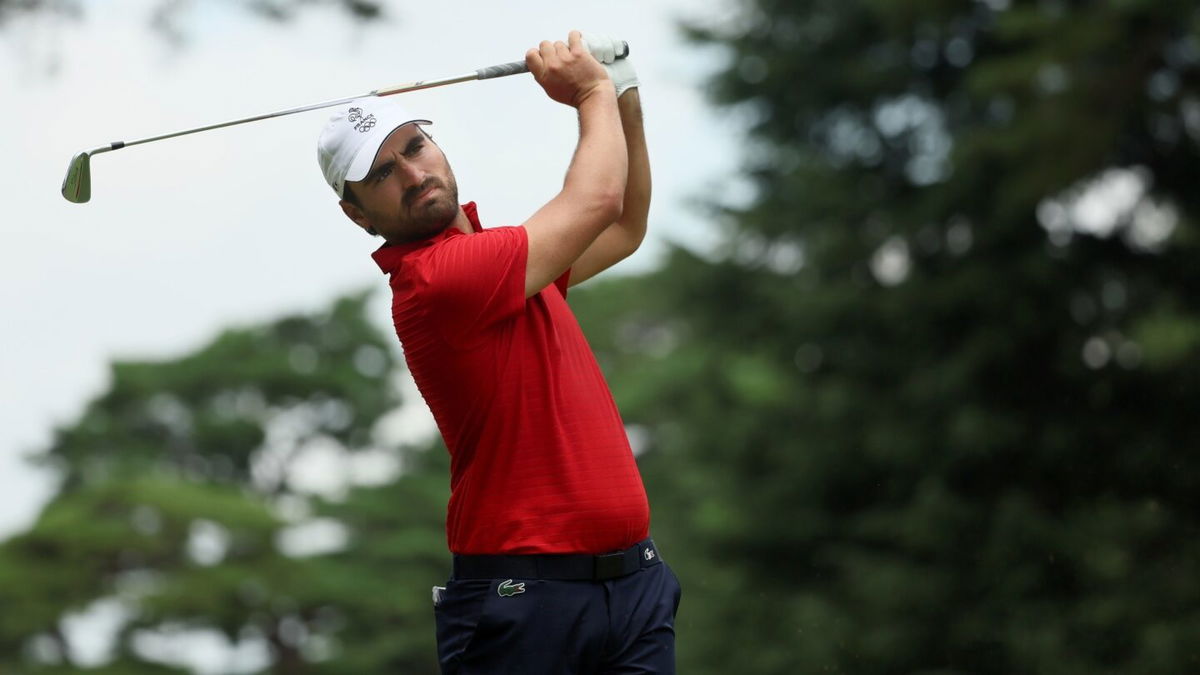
[438,164,457,192]
[372,182,406,210]
[362,193,401,225]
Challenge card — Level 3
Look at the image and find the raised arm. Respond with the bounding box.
[521,31,628,298]
[568,86,649,287]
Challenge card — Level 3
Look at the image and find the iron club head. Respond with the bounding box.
[62,151,92,204]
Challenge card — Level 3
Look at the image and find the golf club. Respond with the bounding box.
[61,42,629,204]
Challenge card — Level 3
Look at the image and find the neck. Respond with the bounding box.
[383,205,472,245]
[448,205,472,235]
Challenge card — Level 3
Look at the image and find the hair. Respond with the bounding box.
[342,182,363,208]
[341,183,378,237]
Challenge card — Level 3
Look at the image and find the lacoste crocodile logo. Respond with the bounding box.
[497,579,526,598]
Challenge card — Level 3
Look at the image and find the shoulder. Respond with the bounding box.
[391,227,527,294]
[420,226,527,267]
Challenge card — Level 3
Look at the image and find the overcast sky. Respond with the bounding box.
[0,0,744,541]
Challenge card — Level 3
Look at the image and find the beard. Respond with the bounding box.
[397,173,460,242]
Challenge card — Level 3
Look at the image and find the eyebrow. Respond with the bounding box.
[366,135,425,183]
[365,159,394,184]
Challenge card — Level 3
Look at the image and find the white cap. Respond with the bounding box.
[317,98,431,197]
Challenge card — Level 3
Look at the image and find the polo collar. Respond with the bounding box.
[371,201,481,274]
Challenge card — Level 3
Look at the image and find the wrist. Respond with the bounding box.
[604,59,639,98]
[574,82,618,110]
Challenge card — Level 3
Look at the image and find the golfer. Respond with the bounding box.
[316,31,678,673]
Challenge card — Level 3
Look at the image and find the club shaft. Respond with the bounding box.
[82,40,628,157]
[89,70,490,157]
[64,42,627,203]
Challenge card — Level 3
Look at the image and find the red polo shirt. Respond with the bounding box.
[371,202,650,555]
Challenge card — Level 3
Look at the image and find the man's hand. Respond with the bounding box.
[581,33,640,98]
[581,33,621,64]
[525,30,611,108]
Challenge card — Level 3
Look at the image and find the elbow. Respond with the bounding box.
[601,166,628,219]
[564,176,625,229]
[597,188,624,226]
[592,168,627,225]
[579,183,623,228]
[616,225,646,261]
[624,227,647,255]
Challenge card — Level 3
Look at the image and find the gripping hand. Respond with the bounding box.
[582,32,640,97]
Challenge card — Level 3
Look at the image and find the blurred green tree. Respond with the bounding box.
[0,293,449,673]
[0,0,382,30]
[574,0,1200,672]
[8,0,1200,672]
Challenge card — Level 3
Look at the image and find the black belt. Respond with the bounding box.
[452,538,662,581]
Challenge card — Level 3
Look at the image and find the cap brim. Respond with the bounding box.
[343,120,432,186]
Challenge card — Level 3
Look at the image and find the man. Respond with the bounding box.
[316,31,677,673]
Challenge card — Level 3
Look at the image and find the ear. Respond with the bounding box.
[339,199,377,236]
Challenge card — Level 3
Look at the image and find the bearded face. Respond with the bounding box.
[341,124,461,243]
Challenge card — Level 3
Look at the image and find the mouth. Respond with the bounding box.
[407,182,440,207]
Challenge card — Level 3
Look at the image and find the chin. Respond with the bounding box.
[422,198,459,225]
[393,213,452,243]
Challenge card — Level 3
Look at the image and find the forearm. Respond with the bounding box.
[562,87,628,222]
[561,88,649,287]
[614,89,650,248]
[522,83,628,296]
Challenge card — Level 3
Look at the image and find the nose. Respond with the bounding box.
[396,159,425,188]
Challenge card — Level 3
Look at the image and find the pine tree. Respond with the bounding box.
[574,1,1200,671]
[0,293,448,673]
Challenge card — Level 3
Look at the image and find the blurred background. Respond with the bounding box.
[3,0,1200,672]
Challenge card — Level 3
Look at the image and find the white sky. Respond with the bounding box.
[0,0,741,540]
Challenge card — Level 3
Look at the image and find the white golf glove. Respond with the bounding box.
[582,32,640,98]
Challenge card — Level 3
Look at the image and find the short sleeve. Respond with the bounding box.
[554,268,571,298]
[409,226,528,343]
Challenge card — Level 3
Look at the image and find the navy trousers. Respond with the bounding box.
[433,553,681,673]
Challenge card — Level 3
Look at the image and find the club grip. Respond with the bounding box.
[475,41,631,80]
[476,61,529,80]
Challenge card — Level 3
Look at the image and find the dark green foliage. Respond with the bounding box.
[572,1,1200,672]
[42,293,397,491]
[0,292,448,673]
[9,1,1200,672]
[0,0,383,35]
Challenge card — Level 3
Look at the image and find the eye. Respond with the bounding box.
[374,166,392,183]
[404,141,424,158]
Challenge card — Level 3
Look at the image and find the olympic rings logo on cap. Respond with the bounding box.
[347,107,377,133]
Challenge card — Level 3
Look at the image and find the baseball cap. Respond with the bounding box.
[317,97,431,197]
